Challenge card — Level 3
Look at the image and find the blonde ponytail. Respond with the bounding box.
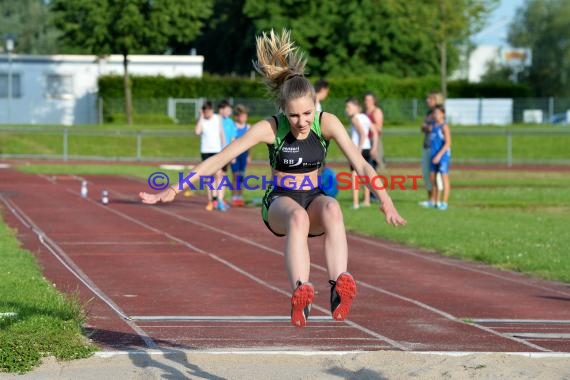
[253,29,315,110]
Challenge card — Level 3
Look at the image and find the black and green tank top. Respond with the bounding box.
[267,112,329,173]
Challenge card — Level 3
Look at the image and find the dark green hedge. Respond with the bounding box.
[99,74,533,101]
[98,74,267,100]
[448,80,532,98]
[98,74,533,124]
[326,75,441,99]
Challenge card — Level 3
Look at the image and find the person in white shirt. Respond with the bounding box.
[346,97,375,209]
[195,101,226,211]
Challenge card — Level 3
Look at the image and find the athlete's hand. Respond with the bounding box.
[139,187,176,204]
[432,155,441,164]
[380,199,406,226]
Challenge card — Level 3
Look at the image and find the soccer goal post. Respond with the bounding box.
[167,98,204,124]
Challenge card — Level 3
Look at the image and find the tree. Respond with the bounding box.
[51,0,213,124]
[0,0,59,54]
[480,60,518,83]
[186,0,257,75]
[243,0,441,78]
[423,0,498,98]
[241,0,497,89]
[508,0,570,96]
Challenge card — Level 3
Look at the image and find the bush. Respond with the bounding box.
[108,113,175,125]
[98,74,266,100]
[98,74,534,124]
[448,80,532,98]
[326,75,441,99]
[99,74,532,103]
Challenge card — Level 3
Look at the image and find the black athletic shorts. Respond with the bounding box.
[261,186,326,237]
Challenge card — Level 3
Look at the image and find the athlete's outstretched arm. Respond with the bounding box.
[321,112,406,226]
[139,119,275,204]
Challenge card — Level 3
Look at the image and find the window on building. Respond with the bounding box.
[46,74,73,99]
[0,73,22,98]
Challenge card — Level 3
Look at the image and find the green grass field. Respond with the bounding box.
[1,123,569,163]
[0,220,95,373]
[341,168,570,282]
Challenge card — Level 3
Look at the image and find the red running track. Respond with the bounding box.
[1,169,569,352]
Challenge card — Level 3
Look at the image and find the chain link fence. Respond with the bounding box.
[100,97,570,126]
[1,126,569,165]
[1,96,568,165]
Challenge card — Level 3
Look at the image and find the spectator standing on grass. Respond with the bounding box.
[314,79,330,113]
[364,92,384,171]
[217,100,237,211]
[313,79,336,200]
[231,104,251,206]
[195,101,226,211]
[140,30,405,328]
[419,92,444,208]
[346,97,374,209]
[429,105,451,210]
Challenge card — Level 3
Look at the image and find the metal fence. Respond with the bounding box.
[1,126,568,166]
[100,97,570,126]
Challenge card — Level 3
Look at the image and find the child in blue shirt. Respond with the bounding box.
[230,105,251,206]
[217,100,237,211]
[429,105,451,210]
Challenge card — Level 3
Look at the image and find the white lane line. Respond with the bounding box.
[356,282,550,352]
[59,241,174,246]
[139,200,550,352]
[93,350,570,358]
[94,350,365,358]
[1,194,31,228]
[138,326,350,330]
[472,319,570,325]
[36,173,57,184]
[412,351,570,358]
[148,338,387,342]
[130,315,335,322]
[507,333,570,339]
[0,194,157,349]
[86,190,408,351]
[138,324,351,328]
[348,234,570,297]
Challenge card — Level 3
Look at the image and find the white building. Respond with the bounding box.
[450,45,502,83]
[466,45,502,82]
[0,54,204,125]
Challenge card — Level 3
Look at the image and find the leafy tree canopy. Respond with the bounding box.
[51,0,213,55]
[508,0,570,96]
[0,0,59,54]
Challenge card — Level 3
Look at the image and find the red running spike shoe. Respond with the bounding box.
[290,281,314,327]
[329,272,357,321]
